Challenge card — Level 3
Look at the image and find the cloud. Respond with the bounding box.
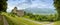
[7,0,54,12]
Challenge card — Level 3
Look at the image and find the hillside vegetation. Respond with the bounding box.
[1,12,60,25]
[1,12,42,25]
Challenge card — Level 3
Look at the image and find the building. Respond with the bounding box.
[12,7,24,17]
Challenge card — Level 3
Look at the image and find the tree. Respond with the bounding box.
[0,0,8,12]
[54,0,60,20]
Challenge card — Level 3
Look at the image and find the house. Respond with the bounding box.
[12,7,24,17]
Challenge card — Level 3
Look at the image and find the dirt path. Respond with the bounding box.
[0,15,9,25]
[3,16,9,25]
[22,17,54,25]
[43,22,54,25]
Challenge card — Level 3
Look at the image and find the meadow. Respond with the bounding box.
[0,12,60,25]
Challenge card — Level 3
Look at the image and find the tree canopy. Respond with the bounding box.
[0,0,8,12]
[54,0,60,20]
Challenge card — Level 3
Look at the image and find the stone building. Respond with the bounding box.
[12,7,24,17]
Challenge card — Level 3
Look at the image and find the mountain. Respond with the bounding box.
[24,7,56,14]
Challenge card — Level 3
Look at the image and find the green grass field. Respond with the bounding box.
[53,21,60,25]
[1,12,60,25]
[1,12,42,25]
[0,16,3,25]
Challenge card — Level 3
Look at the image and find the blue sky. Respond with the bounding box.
[7,0,55,12]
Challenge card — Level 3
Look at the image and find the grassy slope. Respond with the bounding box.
[0,16,3,25]
[2,12,60,25]
[1,12,42,25]
[53,21,60,25]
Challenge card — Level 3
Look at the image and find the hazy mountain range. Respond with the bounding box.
[24,8,56,14]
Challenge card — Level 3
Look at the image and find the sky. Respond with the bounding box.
[7,0,55,12]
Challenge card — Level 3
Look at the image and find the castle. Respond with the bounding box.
[12,7,24,17]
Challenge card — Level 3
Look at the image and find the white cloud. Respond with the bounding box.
[7,0,54,12]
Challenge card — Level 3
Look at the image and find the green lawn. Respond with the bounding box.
[53,21,60,25]
[0,16,3,25]
[1,12,42,25]
[2,12,60,25]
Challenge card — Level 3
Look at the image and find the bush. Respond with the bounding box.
[24,12,58,22]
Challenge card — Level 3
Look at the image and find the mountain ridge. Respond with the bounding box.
[24,8,56,14]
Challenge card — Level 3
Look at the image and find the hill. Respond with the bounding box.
[24,7,56,14]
